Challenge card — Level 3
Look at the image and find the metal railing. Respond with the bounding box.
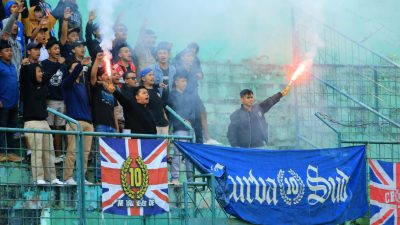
[0,106,229,225]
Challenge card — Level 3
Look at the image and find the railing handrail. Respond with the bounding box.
[165,105,196,142]
[47,107,81,131]
[294,8,400,69]
[322,23,400,69]
[313,75,400,129]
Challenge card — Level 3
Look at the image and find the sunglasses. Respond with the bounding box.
[125,77,136,80]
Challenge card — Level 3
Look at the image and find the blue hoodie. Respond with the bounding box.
[61,63,92,122]
[4,1,25,56]
[0,59,18,109]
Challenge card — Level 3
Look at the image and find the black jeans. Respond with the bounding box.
[0,105,18,152]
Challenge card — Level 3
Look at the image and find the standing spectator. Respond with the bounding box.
[111,22,134,63]
[30,27,48,61]
[19,61,63,185]
[59,6,79,59]
[227,87,290,148]
[42,38,67,163]
[105,83,156,135]
[168,73,202,185]
[0,40,22,162]
[90,52,119,182]
[28,0,55,37]
[3,1,25,56]
[140,68,169,135]
[121,71,137,101]
[148,41,176,95]
[117,71,136,133]
[61,57,93,185]
[2,2,23,77]
[133,20,156,73]
[25,41,41,63]
[187,42,204,81]
[85,11,101,60]
[90,52,119,133]
[24,5,56,41]
[52,0,83,41]
[112,43,136,86]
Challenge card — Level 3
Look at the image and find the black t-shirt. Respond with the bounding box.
[161,67,169,84]
[147,87,168,127]
[91,83,118,127]
[42,59,67,101]
[61,44,73,60]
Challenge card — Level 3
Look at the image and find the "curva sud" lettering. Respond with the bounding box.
[227,165,350,206]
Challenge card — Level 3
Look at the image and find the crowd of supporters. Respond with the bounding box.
[0,0,214,185]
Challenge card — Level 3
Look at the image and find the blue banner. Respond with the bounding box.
[174,142,367,225]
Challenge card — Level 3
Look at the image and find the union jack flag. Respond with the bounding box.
[100,138,169,216]
[370,159,400,225]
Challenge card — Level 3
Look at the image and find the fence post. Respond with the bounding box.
[210,174,216,225]
[47,108,86,225]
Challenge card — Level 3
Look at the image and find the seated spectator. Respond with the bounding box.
[105,83,156,135]
[60,7,80,59]
[133,20,156,73]
[42,38,67,163]
[24,4,56,41]
[85,11,101,60]
[140,68,169,135]
[112,43,136,87]
[2,1,25,56]
[168,73,203,185]
[148,41,176,96]
[52,0,83,40]
[0,40,22,162]
[19,58,63,185]
[61,57,93,185]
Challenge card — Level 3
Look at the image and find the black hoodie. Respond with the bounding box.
[113,90,156,134]
[19,63,58,121]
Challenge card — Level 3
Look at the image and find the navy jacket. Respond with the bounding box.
[227,92,282,148]
[0,59,18,109]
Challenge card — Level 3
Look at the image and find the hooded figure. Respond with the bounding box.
[19,63,58,120]
[2,1,24,56]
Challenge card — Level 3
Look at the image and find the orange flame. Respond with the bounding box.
[289,59,313,86]
[103,51,112,80]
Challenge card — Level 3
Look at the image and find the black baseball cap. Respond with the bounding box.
[27,42,42,50]
[0,40,11,50]
[71,41,85,48]
[46,38,60,49]
[68,27,81,35]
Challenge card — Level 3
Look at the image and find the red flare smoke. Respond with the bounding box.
[289,59,313,86]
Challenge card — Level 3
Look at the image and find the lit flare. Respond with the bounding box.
[103,51,112,79]
[288,59,313,86]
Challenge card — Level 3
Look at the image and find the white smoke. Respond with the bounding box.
[87,0,122,52]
